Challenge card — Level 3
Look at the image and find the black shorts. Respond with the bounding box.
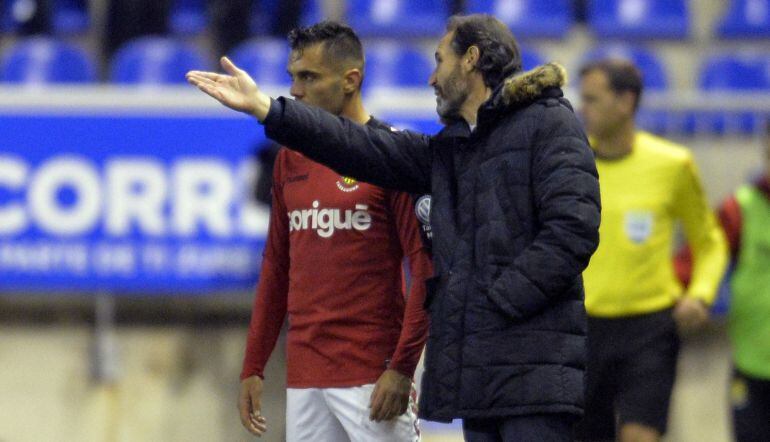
[574,308,680,440]
[731,368,770,442]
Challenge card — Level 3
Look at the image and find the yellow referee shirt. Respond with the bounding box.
[583,131,728,317]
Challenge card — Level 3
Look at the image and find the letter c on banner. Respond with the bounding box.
[0,155,28,235]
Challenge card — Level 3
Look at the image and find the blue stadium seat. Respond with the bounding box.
[697,54,769,134]
[347,0,449,38]
[587,0,689,39]
[111,38,208,85]
[520,46,546,71]
[230,39,290,86]
[0,37,96,84]
[465,0,573,39]
[53,0,89,34]
[717,0,770,39]
[581,45,669,90]
[363,41,434,90]
[699,53,770,91]
[251,0,323,35]
[170,0,207,35]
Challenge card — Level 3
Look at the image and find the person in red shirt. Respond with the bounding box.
[236,21,432,441]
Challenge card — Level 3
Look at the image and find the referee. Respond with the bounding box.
[576,59,729,442]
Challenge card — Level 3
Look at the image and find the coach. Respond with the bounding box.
[188,14,601,441]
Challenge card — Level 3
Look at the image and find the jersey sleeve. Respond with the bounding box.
[672,154,729,305]
[386,191,432,378]
[240,150,291,380]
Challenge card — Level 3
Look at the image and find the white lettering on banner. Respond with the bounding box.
[0,155,268,238]
[0,241,88,274]
[176,244,254,276]
[288,201,372,238]
[106,159,167,236]
[28,156,101,236]
[0,241,259,278]
[0,155,27,235]
[172,160,234,237]
[93,243,136,276]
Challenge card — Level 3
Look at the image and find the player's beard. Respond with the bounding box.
[434,64,469,121]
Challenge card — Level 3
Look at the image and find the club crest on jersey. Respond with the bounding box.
[415,195,431,225]
[336,176,360,192]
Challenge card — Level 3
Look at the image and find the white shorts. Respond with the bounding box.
[286,383,420,442]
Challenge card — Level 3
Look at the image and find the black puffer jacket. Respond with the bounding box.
[263,63,601,422]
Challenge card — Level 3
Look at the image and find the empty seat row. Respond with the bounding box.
[3,0,767,40]
[3,37,770,94]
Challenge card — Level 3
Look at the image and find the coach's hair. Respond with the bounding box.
[580,59,644,112]
[287,21,364,71]
[446,14,522,90]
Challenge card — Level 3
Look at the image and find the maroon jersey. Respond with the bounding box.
[241,125,432,388]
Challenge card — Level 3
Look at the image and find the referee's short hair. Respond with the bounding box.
[580,59,644,112]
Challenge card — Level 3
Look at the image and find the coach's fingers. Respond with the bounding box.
[186,70,227,83]
[221,56,245,78]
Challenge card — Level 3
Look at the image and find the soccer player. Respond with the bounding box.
[235,22,432,441]
[189,14,600,441]
[576,59,728,442]
[676,126,770,442]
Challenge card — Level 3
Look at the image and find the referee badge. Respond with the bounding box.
[625,211,653,244]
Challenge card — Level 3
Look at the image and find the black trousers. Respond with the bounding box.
[732,368,770,442]
[463,413,577,442]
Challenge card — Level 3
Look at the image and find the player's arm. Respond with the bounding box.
[187,58,432,194]
[370,192,432,422]
[239,151,291,437]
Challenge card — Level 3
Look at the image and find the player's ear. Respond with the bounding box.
[342,68,363,94]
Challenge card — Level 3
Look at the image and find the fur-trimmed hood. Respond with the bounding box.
[500,62,568,107]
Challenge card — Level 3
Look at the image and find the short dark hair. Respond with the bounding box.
[287,21,364,70]
[446,14,522,90]
[580,59,644,112]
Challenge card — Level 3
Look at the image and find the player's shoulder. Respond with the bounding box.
[636,131,693,165]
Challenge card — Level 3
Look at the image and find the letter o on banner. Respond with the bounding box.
[29,157,101,236]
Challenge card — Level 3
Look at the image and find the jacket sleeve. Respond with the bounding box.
[386,191,432,379]
[240,151,290,380]
[671,154,729,305]
[262,97,432,194]
[487,104,602,320]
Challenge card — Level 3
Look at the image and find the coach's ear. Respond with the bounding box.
[342,68,363,94]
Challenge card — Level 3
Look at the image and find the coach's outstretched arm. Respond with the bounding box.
[187,57,432,194]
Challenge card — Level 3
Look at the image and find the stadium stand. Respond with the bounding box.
[362,41,434,90]
[230,38,291,86]
[110,37,209,85]
[587,0,690,39]
[170,0,207,36]
[52,0,89,35]
[0,37,95,83]
[717,0,770,39]
[465,0,573,39]
[346,0,449,37]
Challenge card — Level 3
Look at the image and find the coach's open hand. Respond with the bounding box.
[369,369,411,422]
[186,57,272,122]
[238,375,268,437]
